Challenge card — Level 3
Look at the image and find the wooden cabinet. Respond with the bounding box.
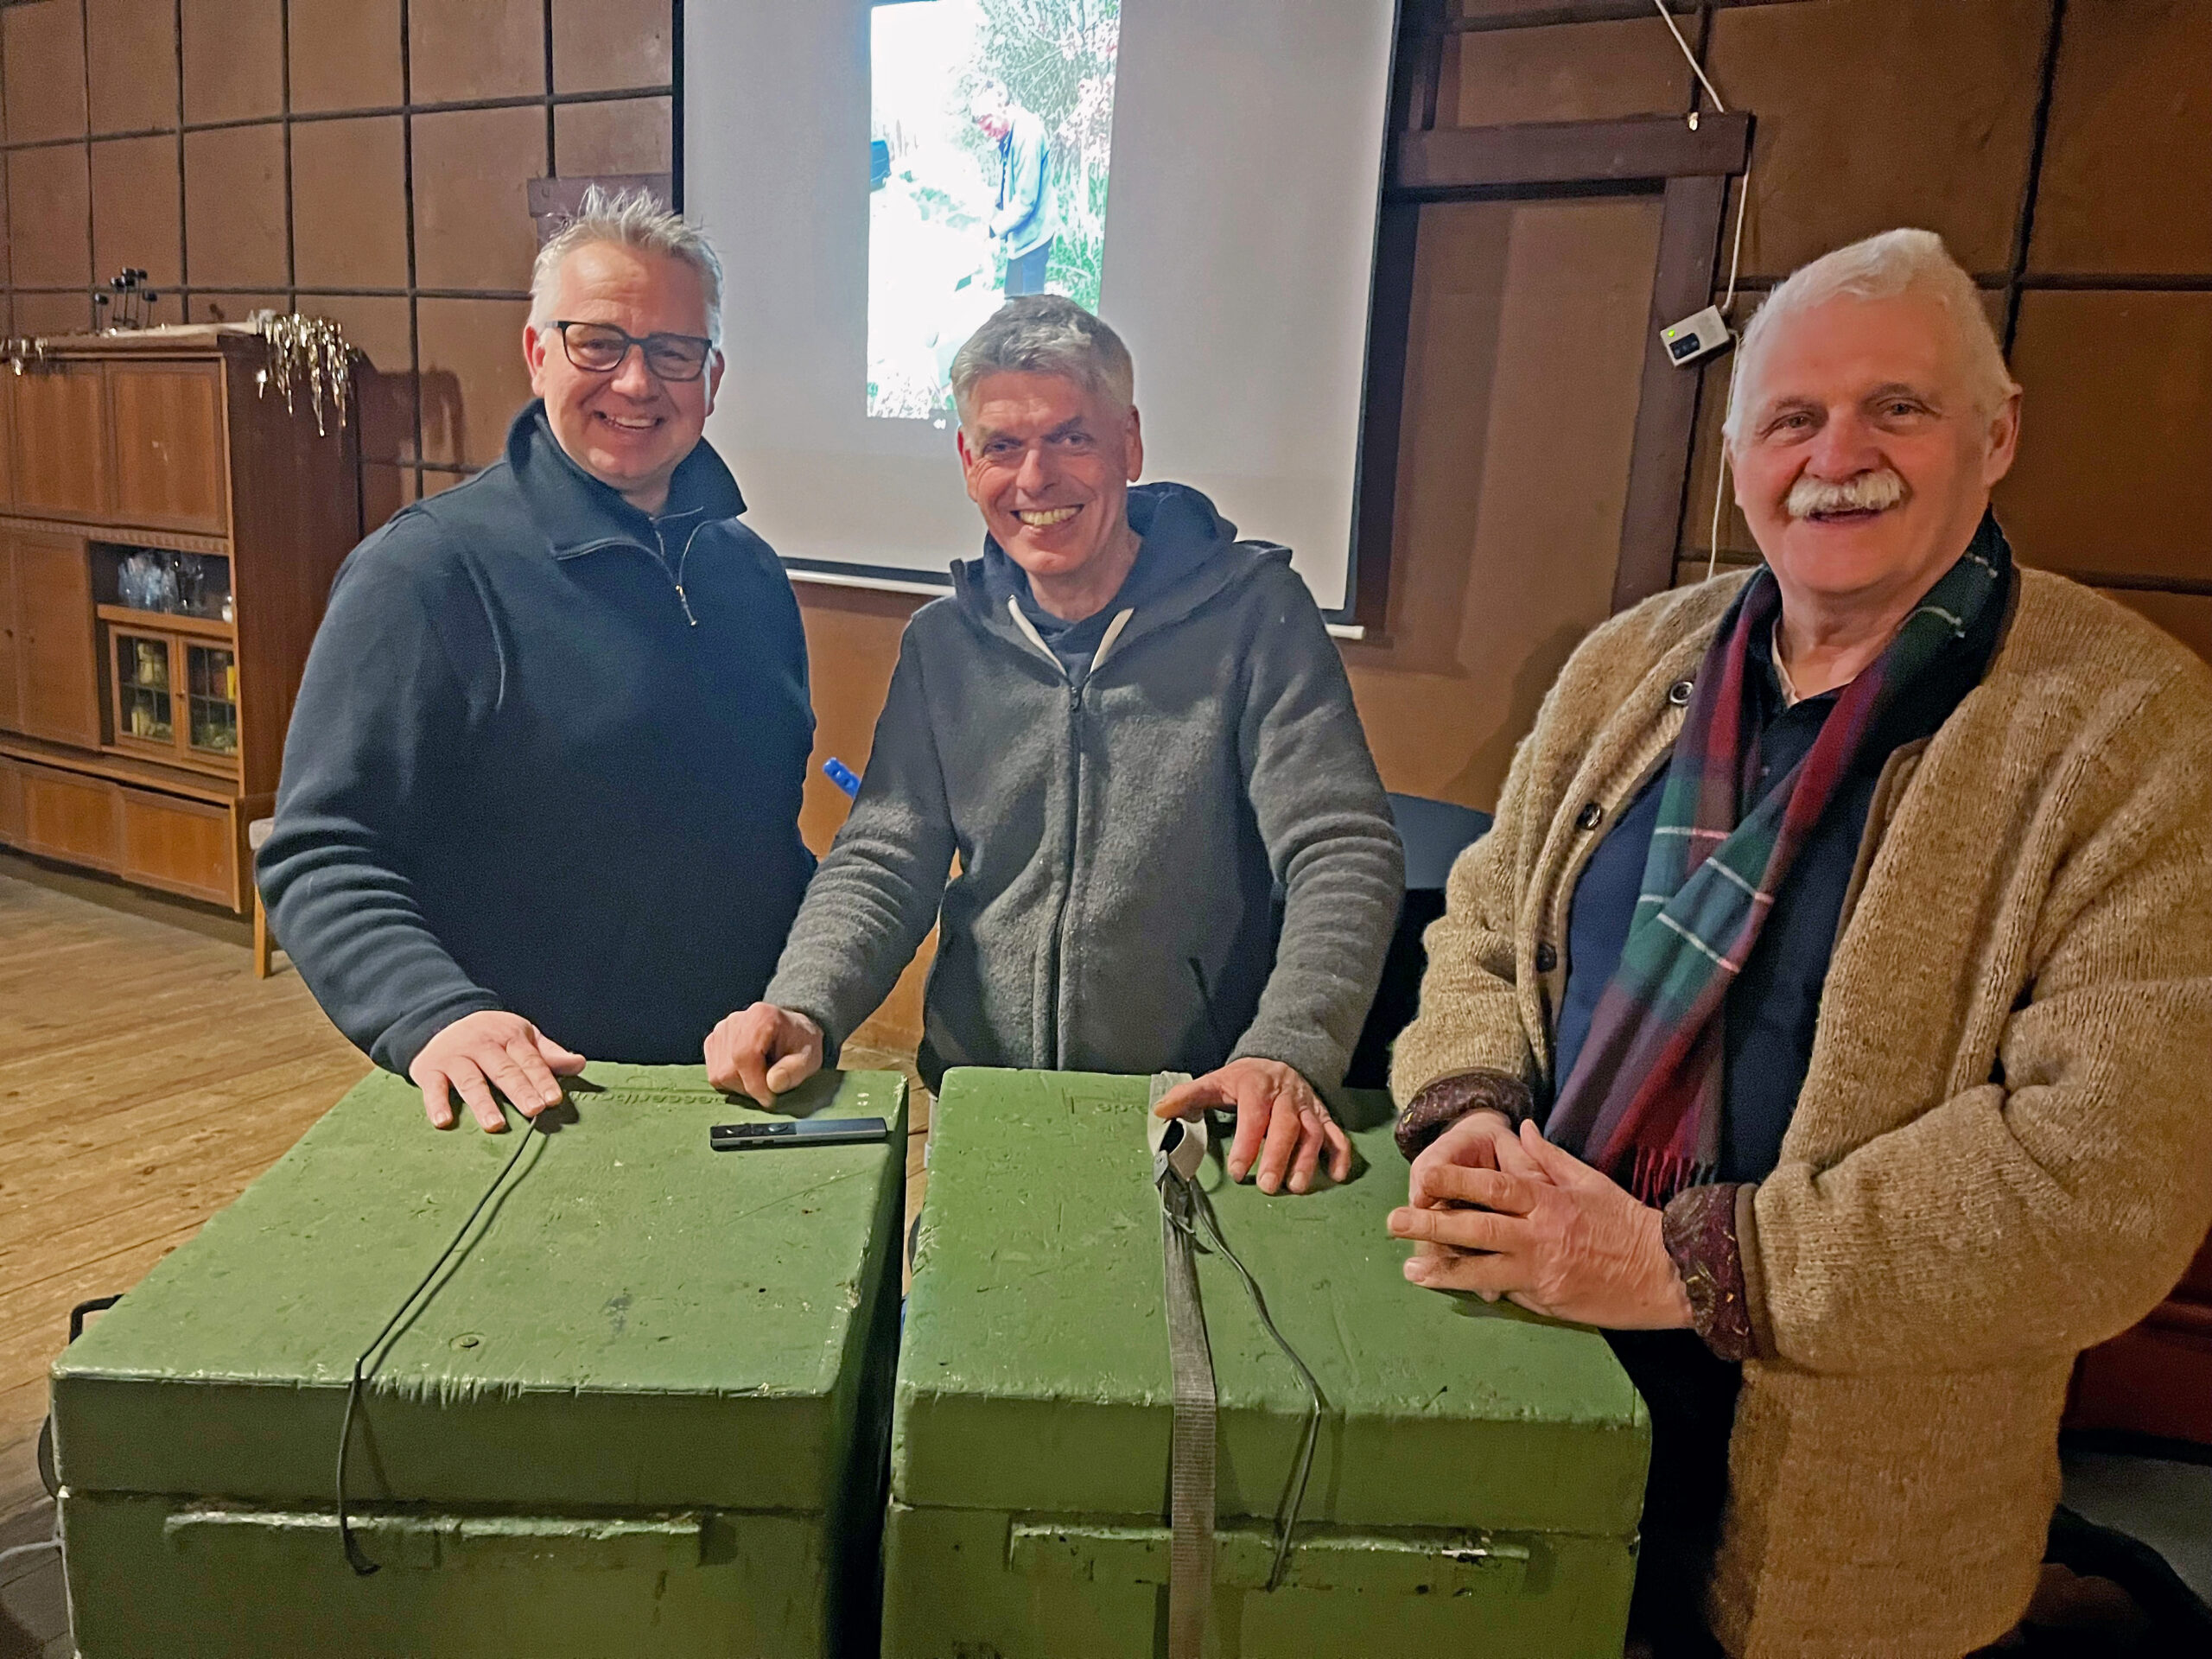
[0,537,17,734]
[118,785,236,906]
[19,760,121,872]
[109,362,228,531]
[11,529,100,747]
[13,360,110,518]
[0,331,359,912]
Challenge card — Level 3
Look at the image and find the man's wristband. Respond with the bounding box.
[1394,1070,1534,1162]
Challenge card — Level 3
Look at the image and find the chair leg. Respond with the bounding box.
[253,891,273,979]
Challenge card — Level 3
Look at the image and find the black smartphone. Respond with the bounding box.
[709,1117,892,1151]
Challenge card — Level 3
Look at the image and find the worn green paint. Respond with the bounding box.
[54,1065,905,1659]
[887,1068,1649,1657]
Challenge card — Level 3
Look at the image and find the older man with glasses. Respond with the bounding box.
[259,187,817,1134]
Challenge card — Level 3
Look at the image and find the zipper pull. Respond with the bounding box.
[676,583,697,626]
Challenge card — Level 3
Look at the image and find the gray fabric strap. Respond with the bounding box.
[1150,1071,1213,1659]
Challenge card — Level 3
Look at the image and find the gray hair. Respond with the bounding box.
[1724,228,2018,441]
[950,295,1135,424]
[529,185,725,346]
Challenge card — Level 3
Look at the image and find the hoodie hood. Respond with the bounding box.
[951,481,1290,664]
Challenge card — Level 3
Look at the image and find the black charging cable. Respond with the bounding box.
[1167,1162,1328,1592]
[335,1103,552,1574]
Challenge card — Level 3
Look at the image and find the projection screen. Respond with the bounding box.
[684,0,1399,616]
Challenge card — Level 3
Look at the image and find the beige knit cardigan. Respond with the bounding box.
[1392,567,2212,1657]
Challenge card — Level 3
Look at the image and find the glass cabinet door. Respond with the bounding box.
[185,643,238,758]
[114,632,175,745]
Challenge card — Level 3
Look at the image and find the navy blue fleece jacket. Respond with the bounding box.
[258,404,816,1074]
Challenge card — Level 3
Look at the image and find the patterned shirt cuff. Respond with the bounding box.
[1393,1070,1535,1162]
[1662,1182,1758,1362]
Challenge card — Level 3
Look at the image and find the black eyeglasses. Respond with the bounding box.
[543,321,715,382]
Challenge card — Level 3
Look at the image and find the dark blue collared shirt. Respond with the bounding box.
[1552,558,2012,1182]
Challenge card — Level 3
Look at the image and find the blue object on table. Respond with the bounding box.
[823,758,862,799]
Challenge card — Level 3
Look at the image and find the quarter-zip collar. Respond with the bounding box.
[505,399,747,561]
[505,401,748,626]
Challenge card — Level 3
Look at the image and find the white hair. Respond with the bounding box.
[529,185,724,346]
[950,295,1135,423]
[1724,228,2018,441]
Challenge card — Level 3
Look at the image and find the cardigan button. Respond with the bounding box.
[1534,942,1559,974]
[1574,802,1603,831]
[1668,678,1694,707]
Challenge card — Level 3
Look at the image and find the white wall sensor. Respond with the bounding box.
[1661,306,1733,368]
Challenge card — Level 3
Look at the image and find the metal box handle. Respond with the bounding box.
[1007,1521,1532,1595]
[163,1508,707,1572]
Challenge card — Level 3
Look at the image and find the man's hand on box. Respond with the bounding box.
[1389,1119,1693,1329]
[704,1003,825,1103]
[1152,1058,1351,1196]
[410,1010,585,1132]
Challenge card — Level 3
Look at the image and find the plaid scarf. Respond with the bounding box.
[1545,518,2008,1205]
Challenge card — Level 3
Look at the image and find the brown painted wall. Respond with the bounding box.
[0,0,675,522]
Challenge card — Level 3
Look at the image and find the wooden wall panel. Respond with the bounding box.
[8,145,92,289]
[1341,195,1662,811]
[2101,589,2212,666]
[88,0,182,137]
[1449,19,1691,125]
[2,0,88,145]
[181,0,285,126]
[287,0,404,113]
[1998,290,2212,585]
[91,137,186,292]
[1705,0,2048,278]
[2031,0,2212,276]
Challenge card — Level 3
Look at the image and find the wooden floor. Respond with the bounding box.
[0,867,370,1529]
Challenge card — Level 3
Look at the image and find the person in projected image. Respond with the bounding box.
[708,296,1404,1198]
[1386,230,2212,1656]
[972,84,1058,296]
[260,188,816,1133]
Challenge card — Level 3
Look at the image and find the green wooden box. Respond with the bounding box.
[50,1064,906,1659]
[887,1069,1650,1658]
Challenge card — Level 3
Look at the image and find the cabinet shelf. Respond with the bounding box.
[96,603,234,640]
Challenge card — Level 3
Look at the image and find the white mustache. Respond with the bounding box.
[1787,470,1906,519]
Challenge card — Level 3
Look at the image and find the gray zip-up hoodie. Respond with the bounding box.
[766,482,1404,1090]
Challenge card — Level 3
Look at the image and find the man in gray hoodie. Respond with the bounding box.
[706,297,1402,1195]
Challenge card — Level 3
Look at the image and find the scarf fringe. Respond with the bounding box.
[1628,1146,1716,1207]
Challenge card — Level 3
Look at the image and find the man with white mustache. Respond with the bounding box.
[1387,229,2212,1655]
[709,296,1404,1197]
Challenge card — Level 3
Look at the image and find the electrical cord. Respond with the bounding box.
[1167,1169,1328,1592]
[1651,0,1753,579]
[335,1103,551,1575]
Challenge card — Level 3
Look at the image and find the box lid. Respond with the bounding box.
[894,1071,1648,1537]
[53,1065,905,1513]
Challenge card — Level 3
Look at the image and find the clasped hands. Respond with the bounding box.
[704,1005,1350,1197]
[1389,1109,1692,1330]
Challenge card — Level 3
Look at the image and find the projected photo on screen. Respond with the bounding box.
[868,0,1120,424]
